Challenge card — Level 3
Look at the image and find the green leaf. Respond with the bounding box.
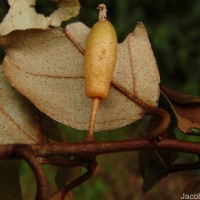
[0,160,22,200]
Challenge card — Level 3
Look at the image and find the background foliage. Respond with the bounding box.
[0,0,199,200]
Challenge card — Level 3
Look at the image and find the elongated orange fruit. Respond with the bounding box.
[84,19,117,99]
[84,4,117,140]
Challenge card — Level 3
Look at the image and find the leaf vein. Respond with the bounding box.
[0,106,38,143]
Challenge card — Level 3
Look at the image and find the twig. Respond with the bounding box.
[12,145,48,200]
[49,158,97,200]
[61,158,97,200]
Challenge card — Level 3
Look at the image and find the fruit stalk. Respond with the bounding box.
[88,98,100,140]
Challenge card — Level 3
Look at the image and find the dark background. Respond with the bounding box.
[0,0,200,199]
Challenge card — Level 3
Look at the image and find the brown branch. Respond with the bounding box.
[48,157,97,200]
[0,138,199,160]
[61,158,97,200]
[30,139,200,157]
[12,145,48,200]
[1,137,200,198]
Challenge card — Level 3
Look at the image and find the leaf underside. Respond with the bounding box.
[1,22,160,132]
[0,66,42,144]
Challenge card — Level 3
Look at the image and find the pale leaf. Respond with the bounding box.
[8,0,35,7]
[0,66,42,144]
[0,0,80,36]
[49,0,80,27]
[1,22,160,132]
[0,0,48,35]
[114,22,160,107]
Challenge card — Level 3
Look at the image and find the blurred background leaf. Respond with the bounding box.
[183,180,200,194]
[0,160,22,200]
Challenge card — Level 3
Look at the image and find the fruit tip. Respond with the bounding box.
[97,4,107,21]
